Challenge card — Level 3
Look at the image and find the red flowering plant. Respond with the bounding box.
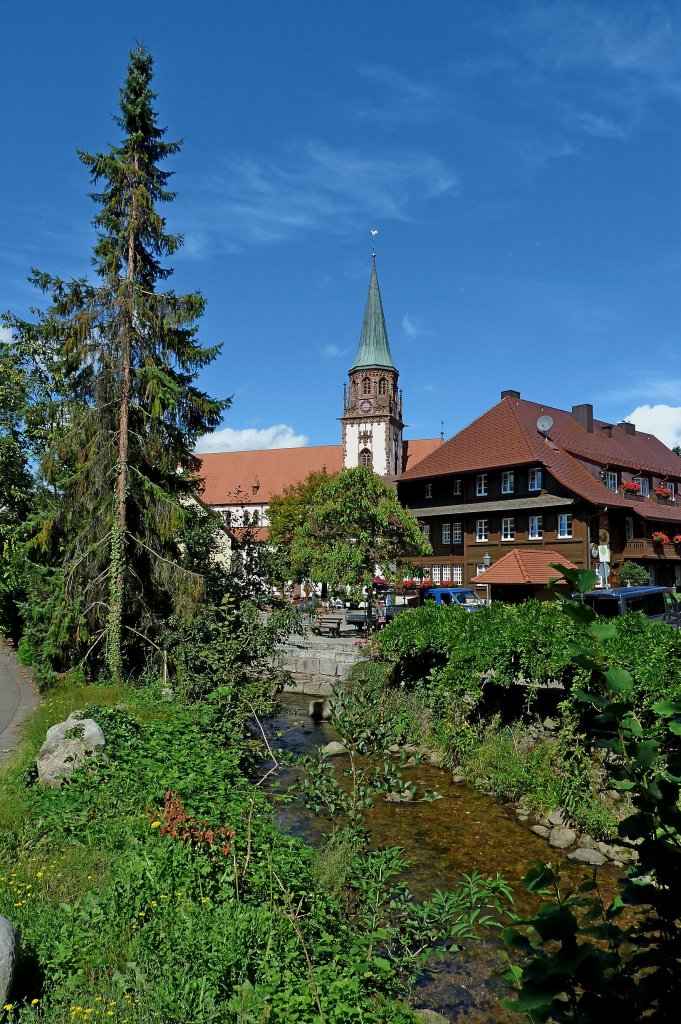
[654,487,673,499]
[620,480,641,494]
[148,790,235,860]
[651,532,670,544]
[674,534,681,545]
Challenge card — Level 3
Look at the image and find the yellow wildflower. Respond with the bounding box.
[150,821,161,829]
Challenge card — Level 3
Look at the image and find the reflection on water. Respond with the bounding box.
[261,693,622,1022]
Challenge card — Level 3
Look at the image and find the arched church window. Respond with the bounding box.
[378,377,387,396]
[360,448,373,468]
[362,377,371,396]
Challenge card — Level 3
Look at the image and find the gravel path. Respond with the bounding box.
[0,640,40,761]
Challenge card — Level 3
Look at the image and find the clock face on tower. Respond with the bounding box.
[359,399,373,414]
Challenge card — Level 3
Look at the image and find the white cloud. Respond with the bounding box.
[321,344,347,358]
[626,404,681,449]
[195,423,309,454]
[402,314,424,338]
[0,326,12,344]
[182,142,456,254]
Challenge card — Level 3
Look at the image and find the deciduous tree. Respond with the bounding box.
[280,466,431,629]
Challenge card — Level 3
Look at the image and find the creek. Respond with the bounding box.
[260,692,623,1023]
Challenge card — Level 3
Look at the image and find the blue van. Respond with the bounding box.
[422,587,485,611]
[580,586,680,627]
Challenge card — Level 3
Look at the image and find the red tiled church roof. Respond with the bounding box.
[198,438,442,506]
[472,549,578,586]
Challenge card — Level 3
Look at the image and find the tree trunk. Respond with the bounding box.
[106,160,136,682]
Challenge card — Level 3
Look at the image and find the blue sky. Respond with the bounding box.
[3,0,681,451]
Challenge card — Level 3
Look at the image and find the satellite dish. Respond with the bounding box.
[537,415,554,434]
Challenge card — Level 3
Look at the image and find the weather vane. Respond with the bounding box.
[370,228,378,261]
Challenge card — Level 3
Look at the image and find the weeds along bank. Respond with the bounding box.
[348,599,681,839]
[0,676,516,1024]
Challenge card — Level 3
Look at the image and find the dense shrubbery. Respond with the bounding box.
[373,600,681,724]
[503,568,681,1023]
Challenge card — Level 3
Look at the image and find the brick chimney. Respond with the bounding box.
[617,420,636,436]
[501,389,520,400]
[572,403,593,433]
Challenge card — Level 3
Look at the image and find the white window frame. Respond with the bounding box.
[633,476,650,497]
[476,473,488,496]
[625,516,634,542]
[452,478,462,495]
[452,522,462,544]
[425,482,433,499]
[432,565,441,584]
[476,518,489,542]
[528,515,543,540]
[557,513,573,539]
[476,563,487,576]
[529,467,542,491]
[604,471,618,492]
[419,521,430,539]
[501,470,515,494]
[442,564,452,582]
[501,517,515,541]
[452,565,463,584]
[441,523,451,544]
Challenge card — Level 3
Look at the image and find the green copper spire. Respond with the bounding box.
[350,259,397,371]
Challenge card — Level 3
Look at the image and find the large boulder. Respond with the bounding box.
[568,848,606,866]
[37,713,105,788]
[0,916,17,1005]
[321,741,347,757]
[414,1010,449,1024]
[549,827,577,850]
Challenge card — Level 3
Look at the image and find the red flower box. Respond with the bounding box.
[652,532,670,544]
[654,487,673,499]
[620,481,641,494]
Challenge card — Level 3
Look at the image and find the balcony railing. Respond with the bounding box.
[622,539,681,560]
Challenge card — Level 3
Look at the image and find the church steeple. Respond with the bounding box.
[341,257,404,477]
[350,260,396,371]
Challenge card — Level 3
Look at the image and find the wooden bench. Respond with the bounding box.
[311,615,342,637]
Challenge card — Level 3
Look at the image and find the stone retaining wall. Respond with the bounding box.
[276,633,361,695]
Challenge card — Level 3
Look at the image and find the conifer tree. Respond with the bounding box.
[7,46,227,681]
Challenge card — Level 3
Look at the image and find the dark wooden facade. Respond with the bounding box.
[397,394,681,593]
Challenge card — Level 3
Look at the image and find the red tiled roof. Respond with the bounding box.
[472,549,578,586]
[399,396,681,523]
[198,445,343,505]
[402,438,444,471]
[198,438,442,506]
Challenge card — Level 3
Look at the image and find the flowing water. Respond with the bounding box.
[261,693,623,1022]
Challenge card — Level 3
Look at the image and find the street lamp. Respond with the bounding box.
[481,552,492,606]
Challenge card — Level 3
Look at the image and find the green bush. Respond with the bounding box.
[372,599,681,727]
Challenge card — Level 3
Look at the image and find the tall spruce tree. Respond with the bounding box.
[7,46,227,681]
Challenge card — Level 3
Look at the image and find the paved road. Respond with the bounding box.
[0,640,40,761]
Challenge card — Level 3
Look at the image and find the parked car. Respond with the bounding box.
[578,586,681,627]
[344,604,409,631]
[421,587,485,610]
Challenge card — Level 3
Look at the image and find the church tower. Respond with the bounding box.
[341,257,404,477]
